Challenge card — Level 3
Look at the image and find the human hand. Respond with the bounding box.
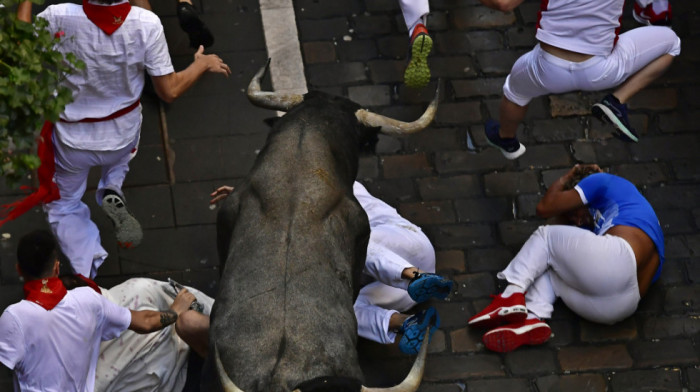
[209,185,234,204]
[194,45,231,76]
[170,288,197,316]
[562,163,602,183]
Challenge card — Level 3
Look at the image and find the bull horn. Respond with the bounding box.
[215,343,245,392]
[355,83,440,136]
[247,58,305,112]
[360,328,430,392]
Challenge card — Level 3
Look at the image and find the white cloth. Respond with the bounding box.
[536,0,626,56]
[95,278,214,392]
[352,182,436,344]
[0,287,131,392]
[45,133,140,278]
[498,225,641,325]
[503,26,681,106]
[397,0,429,36]
[38,1,174,151]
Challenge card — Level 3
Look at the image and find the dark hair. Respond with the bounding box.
[562,166,600,191]
[17,230,58,280]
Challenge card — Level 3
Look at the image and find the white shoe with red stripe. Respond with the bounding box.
[482,318,552,353]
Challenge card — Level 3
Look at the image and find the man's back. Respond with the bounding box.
[0,287,130,392]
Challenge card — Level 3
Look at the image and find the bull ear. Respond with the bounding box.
[355,82,439,135]
[247,58,304,111]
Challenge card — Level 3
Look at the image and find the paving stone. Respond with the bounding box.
[550,93,596,117]
[375,134,403,155]
[171,179,240,226]
[688,366,700,391]
[418,383,464,392]
[504,347,557,376]
[403,127,465,153]
[657,209,696,235]
[363,0,398,12]
[376,35,406,59]
[451,272,496,300]
[363,178,417,204]
[517,1,541,24]
[293,0,363,18]
[430,56,479,79]
[548,318,576,347]
[451,6,516,29]
[337,39,378,62]
[628,88,678,111]
[180,266,219,298]
[636,283,665,315]
[298,18,350,41]
[449,326,480,353]
[531,118,585,142]
[306,62,368,86]
[611,162,667,185]
[120,185,175,230]
[672,159,700,181]
[368,59,405,84]
[455,197,511,223]
[558,344,633,371]
[498,220,542,247]
[353,14,393,38]
[484,170,540,196]
[571,141,597,163]
[609,368,684,392]
[434,301,472,329]
[516,193,541,219]
[424,354,505,381]
[436,102,482,125]
[465,247,513,273]
[302,41,336,64]
[417,175,482,201]
[398,200,456,225]
[630,134,700,161]
[642,316,700,339]
[517,144,572,169]
[348,85,392,107]
[477,50,525,75]
[664,286,700,314]
[466,378,531,392]
[687,256,700,284]
[435,249,466,273]
[536,374,607,392]
[381,153,433,179]
[452,78,506,99]
[506,26,536,48]
[591,139,633,166]
[426,224,496,249]
[579,317,638,343]
[397,81,443,105]
[657,257,688,285]
[630,339,700,367]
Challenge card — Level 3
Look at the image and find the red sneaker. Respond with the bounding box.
[482,318,551,353]
[633,0,672,26]
[468,293,527,329]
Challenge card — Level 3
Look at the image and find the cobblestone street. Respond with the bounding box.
[1,0,699,390]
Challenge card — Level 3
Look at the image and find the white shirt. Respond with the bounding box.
[535,0,625,56]
[38,1,174,150]
[0,287,132,392]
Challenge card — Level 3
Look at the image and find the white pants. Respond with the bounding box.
[504,26,681,106]
[354,219,436,344]
[499,225,641,325]
[45,133,139,278]
[398,0,429,36]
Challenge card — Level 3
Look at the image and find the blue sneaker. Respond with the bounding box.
[484,119,526,159]
[398,307,440,355]
[407,272,453,303]
[592,94,639,142]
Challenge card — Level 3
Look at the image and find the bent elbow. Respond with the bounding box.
[493,0,518,12]
[158,91,177,104]
[535,203,552,219]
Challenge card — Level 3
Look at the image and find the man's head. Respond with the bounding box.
[562,165,601,191]
[16,230,60,281]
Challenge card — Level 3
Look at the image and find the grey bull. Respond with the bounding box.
[207,61,439,392]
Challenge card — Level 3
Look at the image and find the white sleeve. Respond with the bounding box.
[97,294,132,341]
[0,309,25,369]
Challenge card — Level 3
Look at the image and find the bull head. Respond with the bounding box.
[247,59,439,136]
[215,328,431,392]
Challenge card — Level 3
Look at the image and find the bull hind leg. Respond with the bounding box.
[216,190,241,271]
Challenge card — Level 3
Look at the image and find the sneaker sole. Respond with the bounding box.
[468,305,527,329]
[486,138,526,160]
[483,322,551,352]
[404,34,432,89]
[592,103,639,142]
[102,195,143,248]
[408,277,453,303]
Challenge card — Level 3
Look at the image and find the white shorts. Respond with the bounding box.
[504,26,681,106]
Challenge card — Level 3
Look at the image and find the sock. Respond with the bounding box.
[526,312,540,320]
[501,284,525,298]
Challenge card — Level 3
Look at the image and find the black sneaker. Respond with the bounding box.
[101,191,143,249]
[485,119,526,159]
[177,2,214,48]
[592,94,639,142]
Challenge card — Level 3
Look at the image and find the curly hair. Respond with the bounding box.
[562,166,601,191]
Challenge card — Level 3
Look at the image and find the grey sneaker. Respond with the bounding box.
[102,192,142,249]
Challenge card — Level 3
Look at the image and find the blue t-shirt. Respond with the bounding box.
[574,173,665,282]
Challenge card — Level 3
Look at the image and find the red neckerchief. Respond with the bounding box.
[75,274,102,294]
[82,0,131,36]
[23,277,68,311]
[0,121,61,227]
